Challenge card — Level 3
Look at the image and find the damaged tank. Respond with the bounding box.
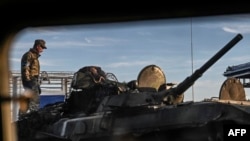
[16,33,250,141]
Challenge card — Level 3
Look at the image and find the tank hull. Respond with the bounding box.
[19,99,250,141]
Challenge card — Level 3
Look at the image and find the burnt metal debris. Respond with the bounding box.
[15,34,250,141]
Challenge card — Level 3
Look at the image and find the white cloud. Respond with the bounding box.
[106,61,152,68]
[10,58,20,63]
[222,25,250,34]
[23,37,127,49]
[137,31,152,36]
[228,55,250,62]
[39,60,59,66]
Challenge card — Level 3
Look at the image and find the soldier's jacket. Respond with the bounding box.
[21,48,40,81]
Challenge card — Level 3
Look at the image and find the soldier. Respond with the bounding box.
[20,39,47,113]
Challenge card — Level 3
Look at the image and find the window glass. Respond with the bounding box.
[10,14,250,101]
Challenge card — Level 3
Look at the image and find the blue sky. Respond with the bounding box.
[9,14,250,101]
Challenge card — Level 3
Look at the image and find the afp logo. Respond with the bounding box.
[224,124,250,141]
[228,129,246,136]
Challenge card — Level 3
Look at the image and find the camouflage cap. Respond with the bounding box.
[34,39,47,49]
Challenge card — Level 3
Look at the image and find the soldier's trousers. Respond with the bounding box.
[22,77,41,112]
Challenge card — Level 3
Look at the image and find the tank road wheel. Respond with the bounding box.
[219,77,246,101]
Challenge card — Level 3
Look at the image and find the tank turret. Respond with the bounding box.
[105,34,243,107]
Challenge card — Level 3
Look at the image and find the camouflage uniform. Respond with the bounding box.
[21,48,41,112]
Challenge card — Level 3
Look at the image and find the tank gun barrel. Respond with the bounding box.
[106,34,243,108]
[159,33,243,104]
